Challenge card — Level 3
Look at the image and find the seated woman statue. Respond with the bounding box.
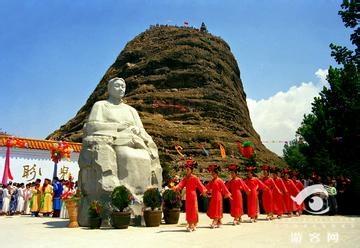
[81,77,162,200]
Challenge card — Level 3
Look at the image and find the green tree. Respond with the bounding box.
[297,0,360,178]
[282,139,309,176]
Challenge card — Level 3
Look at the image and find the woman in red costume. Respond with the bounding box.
[225,164,250,225]
[174,159,207,232]
[244,166,269,222]
[271,167,287,218]
[291,171,304,215]
[282,169,300,217]
[261,165,282,220]
[206,164,231,228]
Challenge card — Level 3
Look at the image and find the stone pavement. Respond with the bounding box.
[0,213,359,248]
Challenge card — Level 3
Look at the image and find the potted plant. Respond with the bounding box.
[143,187,162,227]
[88,200,103,229]
[162,189,182,224]
[61,189,81,228]
[110,185,133,229]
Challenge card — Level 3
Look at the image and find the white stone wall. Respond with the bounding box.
[0,147,79,183]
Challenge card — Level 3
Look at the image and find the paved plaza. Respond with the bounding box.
[1,213,359,248]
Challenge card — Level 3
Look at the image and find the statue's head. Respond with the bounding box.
[108,77,126,100]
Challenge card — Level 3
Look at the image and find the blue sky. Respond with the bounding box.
[0,0,353,153]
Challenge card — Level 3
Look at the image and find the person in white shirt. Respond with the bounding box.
[60,183,71,219]
[23,183,32,215]
[16,183,25,214]
[1,184,12,215]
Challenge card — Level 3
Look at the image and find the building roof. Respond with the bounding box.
[0,135,82,153]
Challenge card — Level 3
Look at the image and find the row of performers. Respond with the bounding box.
[1,177,76,217]
[172,160,303,232]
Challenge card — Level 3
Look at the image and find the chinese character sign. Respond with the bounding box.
[0,147,79,183]
[22,164,42,181]
[59,165,70,180]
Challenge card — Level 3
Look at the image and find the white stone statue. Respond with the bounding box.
[77,77,162,226]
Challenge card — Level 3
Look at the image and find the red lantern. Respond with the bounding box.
[241,141,254,158]
[242,146,254,158]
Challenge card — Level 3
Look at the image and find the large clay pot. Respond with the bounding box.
[88,217,102,229]
[143,209,162,227]
[65,200,79,228]
[163,208,180,224]
[111,211,131,229]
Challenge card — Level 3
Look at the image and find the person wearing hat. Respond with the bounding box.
[282,169,300,217]
[261,165,282,220]
[291,171,304,215]
[205,164,231,228]
[174,159,207,232]
[244,166,269,222]
[225,164,250,225]
[271,166,287,218]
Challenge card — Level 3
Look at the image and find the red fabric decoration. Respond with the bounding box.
[50,141,72,163]
[2,137,28,185]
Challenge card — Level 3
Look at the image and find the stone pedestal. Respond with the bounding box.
[77,130,162,227]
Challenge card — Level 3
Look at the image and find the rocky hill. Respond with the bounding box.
[48,25,286,179]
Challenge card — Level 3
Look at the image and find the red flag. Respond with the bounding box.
[219,143,226,159]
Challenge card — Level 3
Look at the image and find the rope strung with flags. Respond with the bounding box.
[170,141,259,160]
[261,140,290,143]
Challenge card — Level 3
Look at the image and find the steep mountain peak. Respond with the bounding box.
[48,25,285,178]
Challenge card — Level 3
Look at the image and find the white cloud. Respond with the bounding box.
[247,69,328,156]
[315,68,329,87]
